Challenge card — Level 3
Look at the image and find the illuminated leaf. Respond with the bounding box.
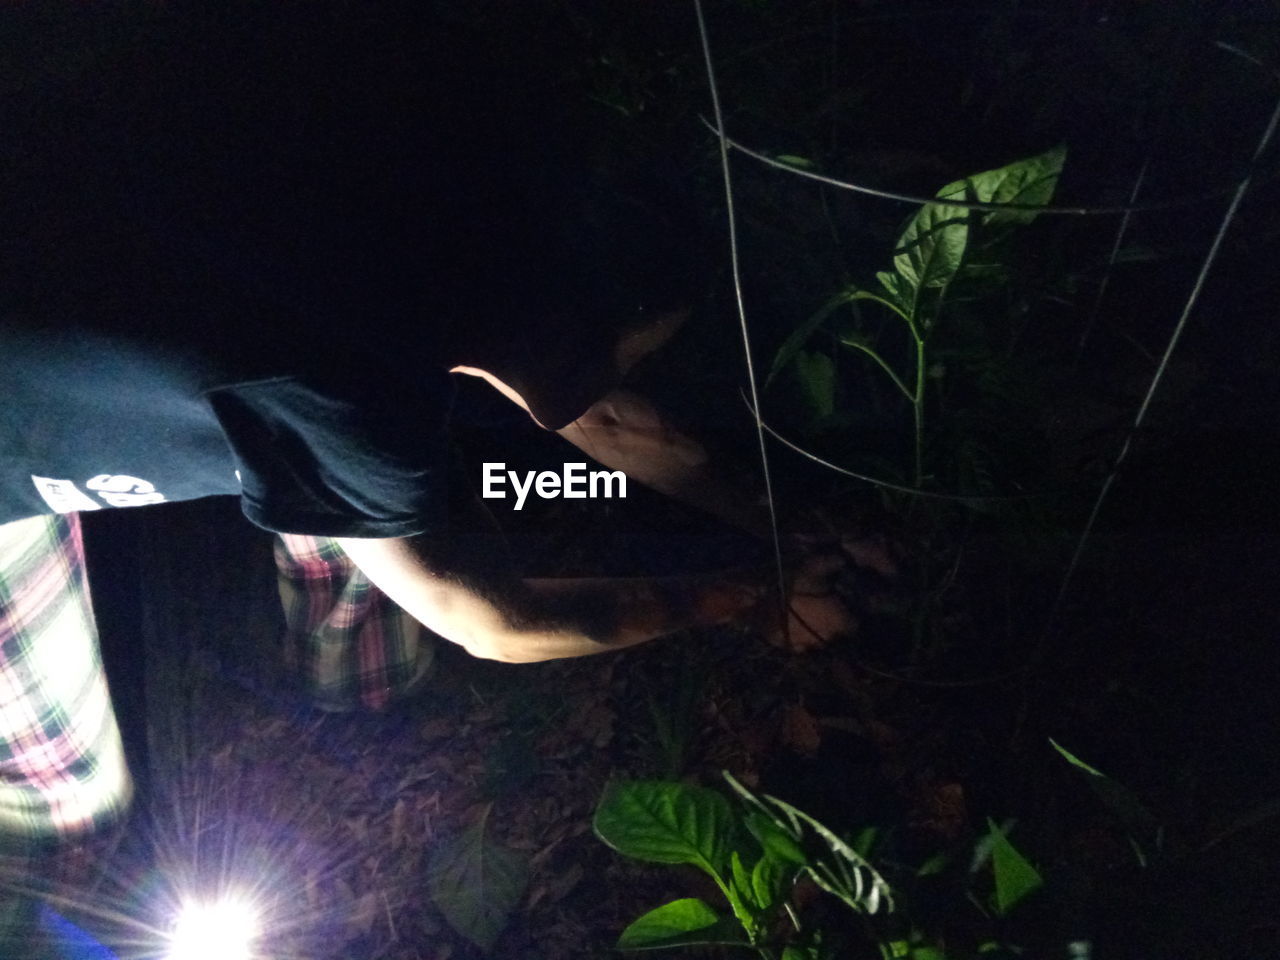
[743,810,805,865]
[985,819,1043,916]
[1049,738,1106,777]
[749,851,790,909]
[616,898,747,950]
[767,795,895,914]
[946,144,1066,227]
[594,781,736,881]
[730,849,753,904]
[776,154,816,169]
[876,270,914,316]
[893,199,969,294]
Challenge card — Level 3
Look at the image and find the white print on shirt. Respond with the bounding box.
[31,476,103,513]
[85,474,167,507]
[30,473,168,513]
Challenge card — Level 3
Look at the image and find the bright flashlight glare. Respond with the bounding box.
[168,897,259,960]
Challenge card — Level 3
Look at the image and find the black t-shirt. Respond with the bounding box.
[1,310,456,537]
[1,13,477,538]
[1,9,676,536]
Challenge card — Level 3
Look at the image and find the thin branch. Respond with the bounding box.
[694,0,789,633]
[698,117,1280,217]
[741,392,1072,503]
[1034,85,1280,667]
[1075,158,1149,361]
[840,339,913,402]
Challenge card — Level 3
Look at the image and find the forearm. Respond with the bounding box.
[337,534,764,664]
[515,572,762,659]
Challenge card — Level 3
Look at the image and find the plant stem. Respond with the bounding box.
[912,334,926,488]
[843,341,913,402]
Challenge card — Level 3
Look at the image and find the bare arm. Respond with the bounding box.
[336,532,763,663]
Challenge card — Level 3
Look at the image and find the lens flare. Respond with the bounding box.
[167,896,259,960]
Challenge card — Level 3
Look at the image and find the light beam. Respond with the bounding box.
[167,897,259,960]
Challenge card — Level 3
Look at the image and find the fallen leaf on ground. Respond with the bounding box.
[782,703,822,756]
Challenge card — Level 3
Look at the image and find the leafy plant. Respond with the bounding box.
[595,773,1058,959]
[593,773,896,959]
[769,147,1066,489]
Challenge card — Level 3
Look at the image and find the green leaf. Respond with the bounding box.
[793,350,836,420]
[594,780,735,881]
[776,154,816,169]
[725,773,801,846]
[730,850,753,903]
[985,819,1043,916]
[852,825,878,858]
[941,145,1066,227]
[893,200,969,294]
[1049,738,1105,777]
[743,810,806,865]
[910,947,949,960]
[749,851,789,910]
[783,946,825,960]
[616,898,748,951]
[763,796,895,915]
[427,809,529,953]
[1049,739,1160,860]
[876,270,914,316]
[768,289,856,385]
[916,851,951,877]
[727,772,894,915]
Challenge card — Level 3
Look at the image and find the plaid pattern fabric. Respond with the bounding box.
[0,514,132,842]
[274,534,435,712]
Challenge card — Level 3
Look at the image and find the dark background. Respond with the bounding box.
[5,1,1280,957]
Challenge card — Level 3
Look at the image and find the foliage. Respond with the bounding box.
[593,775,890,957]
[983,818,1044,916]
[427,803,530,953]
[769,147,1066,489]
[1050,739,1162,866]
[645,645,705,779]
[594,773,1051,959]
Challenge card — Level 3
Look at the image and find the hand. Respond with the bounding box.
[770,513,900,653]
[778,551,860,653]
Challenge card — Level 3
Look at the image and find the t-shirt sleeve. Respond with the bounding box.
[206,370,455,538]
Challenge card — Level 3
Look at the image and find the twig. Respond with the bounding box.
[697,119,1280,218]
[694,0,789,638]
[1032,85,1280,671]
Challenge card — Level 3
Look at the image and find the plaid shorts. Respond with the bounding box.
[0,514,132,843]
[274,534,435,713]
[0,515,432,841]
